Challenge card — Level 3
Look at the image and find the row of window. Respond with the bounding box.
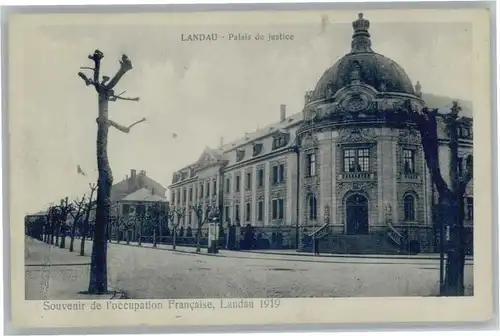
[172,179,218,204]
[224,198,285,223]
[225,164,286,193]
[235,134,289,163]
[304,147,417,177]
[305,195,473,222]
[172,164,287,204]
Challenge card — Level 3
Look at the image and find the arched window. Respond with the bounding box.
[403,194,416,221]
[309,195,317,220]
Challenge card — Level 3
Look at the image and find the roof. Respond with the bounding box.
[219,111,303,152]
[120,188,167,203]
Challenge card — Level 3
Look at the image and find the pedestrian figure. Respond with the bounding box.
[313,236,320,255]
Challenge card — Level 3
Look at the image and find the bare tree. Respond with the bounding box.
[148,202,165,248]
[80,183,98,256]
[45,206,57,244]
[169,206,185,250]
[78,50,145,294]
[407,101,473,296]
[190,203,216,252]
[56,197,73,249]
[69,195,87,252]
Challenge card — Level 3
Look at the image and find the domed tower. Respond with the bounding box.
[298,13,430,249]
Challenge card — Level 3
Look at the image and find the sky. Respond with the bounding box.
[12,13,473,214]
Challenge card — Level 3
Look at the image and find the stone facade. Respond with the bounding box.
[168,13,474,253]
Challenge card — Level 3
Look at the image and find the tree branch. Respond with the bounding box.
[109,95,140,102]
[78,72,95,86]
[106,118,146,133]
[105,54,133,90]
[88,49,104,83]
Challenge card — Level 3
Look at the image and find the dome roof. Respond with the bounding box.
[309,13,416,102]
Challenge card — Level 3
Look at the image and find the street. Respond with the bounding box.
[25,237,474,300]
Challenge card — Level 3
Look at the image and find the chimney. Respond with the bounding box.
[280,104,286,122]
[140,170,146,176]
[131,169,137,178]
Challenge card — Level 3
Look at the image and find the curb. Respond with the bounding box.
[107,242,475,266]
[241,250,474,261]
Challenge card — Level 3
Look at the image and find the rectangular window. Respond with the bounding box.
[246,172,252,190]
[236,175,241,192]
[188,211,192,225]
[182,189,187,202]
[278,199,284,219]
[225,178,230,193]
[205,182,210,197]
[403,149,415,174]
[122,204,130,215]
[189,188,193,201]
[257,201,263,221]
[307,153,316,176]
[272,166,278,184]
[466,197,473,220]
[213,180,217,195]
[171,193,175,204]
[278,164,285,183]
[235,205,240,221]
[257,169,264,188]
[272,199,284,220]
[200,184,204,198]
[343,148,370,172]
[245,202,251,222]
[225,206,230,222]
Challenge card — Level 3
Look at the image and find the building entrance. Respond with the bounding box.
[345,194,369,234]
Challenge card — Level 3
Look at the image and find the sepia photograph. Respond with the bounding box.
[8,6,493,328]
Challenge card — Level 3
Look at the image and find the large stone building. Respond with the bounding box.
[168,13,473,253]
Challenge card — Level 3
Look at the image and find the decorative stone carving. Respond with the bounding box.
[338,127,375,143]
[398,128,420,143]
[301,131,319,149]
[337,181,377,193]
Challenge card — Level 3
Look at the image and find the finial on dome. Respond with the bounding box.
[415,81,422,97]
[351,12,373,53]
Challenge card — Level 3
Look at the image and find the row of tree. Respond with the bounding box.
[25,183,98,256]
[110,203,219,253]
[26,191,222,256]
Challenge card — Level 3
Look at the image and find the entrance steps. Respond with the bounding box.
[299,232,413,255]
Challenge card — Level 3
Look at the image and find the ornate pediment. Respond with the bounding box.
[300,131,319,149]
[338,127,375,143]
[398,128,420,143]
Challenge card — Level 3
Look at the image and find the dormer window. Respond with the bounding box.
[236,148,246,162]
[272,131,289,150]
[252,142,263,156]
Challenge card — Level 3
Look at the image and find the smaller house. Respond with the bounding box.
[117,187,168,218]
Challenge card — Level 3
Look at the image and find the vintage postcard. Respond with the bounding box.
[8,6,493,329]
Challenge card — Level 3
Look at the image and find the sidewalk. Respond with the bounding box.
[25,237,124,300]
[108,240,473,264]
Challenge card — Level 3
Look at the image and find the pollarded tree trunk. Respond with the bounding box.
[88,97,112,294]
[69,219,78,252]
[196,226,201,252]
